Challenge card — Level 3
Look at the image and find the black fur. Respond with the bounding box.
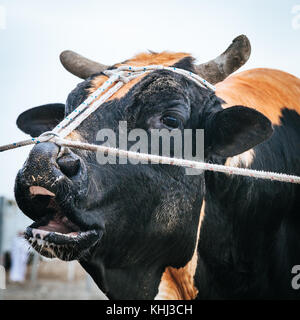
[196,108,300,299]
[17,103,65,137]
[15,57,279,299]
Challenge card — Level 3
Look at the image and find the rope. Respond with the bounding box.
[1,65,300,184]
[55,138,300,184]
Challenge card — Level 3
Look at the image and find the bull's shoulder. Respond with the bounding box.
[215,68,300,125]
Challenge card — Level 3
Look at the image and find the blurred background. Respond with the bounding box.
[0,0,299,299]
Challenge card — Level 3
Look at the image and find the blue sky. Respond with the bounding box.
[0,0,299,198]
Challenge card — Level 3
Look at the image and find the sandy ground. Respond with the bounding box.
[1,259,107,300]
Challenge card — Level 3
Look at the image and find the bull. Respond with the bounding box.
[14,35,300,299]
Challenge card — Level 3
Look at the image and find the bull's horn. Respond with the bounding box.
[60,50,108,79]
[195,35,251,84]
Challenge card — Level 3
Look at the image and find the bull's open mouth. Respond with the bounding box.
[24,186,102,261]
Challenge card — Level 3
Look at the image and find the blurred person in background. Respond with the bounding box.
[9,231,30,283]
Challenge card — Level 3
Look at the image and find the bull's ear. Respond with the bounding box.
[17,103,65,137]
[206,106,273,157]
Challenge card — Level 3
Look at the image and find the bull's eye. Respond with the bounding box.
[162,115,182,129]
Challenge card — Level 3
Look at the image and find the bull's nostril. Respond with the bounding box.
[57,156,80,178]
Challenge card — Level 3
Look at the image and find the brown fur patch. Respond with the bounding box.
[65,131,84,141]
[88,52,190,101]
[216,68,300,125]
[64,131,89,157]
[155,201,205,300]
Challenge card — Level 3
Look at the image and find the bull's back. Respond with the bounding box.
[216,68,300,125]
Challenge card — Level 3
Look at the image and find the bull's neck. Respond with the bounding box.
[80,258,164,300]
[155,201,204,300]
[196,162,297,298]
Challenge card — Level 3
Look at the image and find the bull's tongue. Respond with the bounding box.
[31,214,80,239]
[38,218,74,234]
[37,208,80,235]
[31,194,81,235]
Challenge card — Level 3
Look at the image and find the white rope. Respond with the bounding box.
[55,138,300,184]
[1,65,214,149]
[0,64,300,184]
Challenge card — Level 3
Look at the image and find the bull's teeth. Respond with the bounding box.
[69,233,78,238]
[53,231,64,236]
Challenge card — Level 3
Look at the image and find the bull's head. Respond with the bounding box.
[14,35,272,299]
